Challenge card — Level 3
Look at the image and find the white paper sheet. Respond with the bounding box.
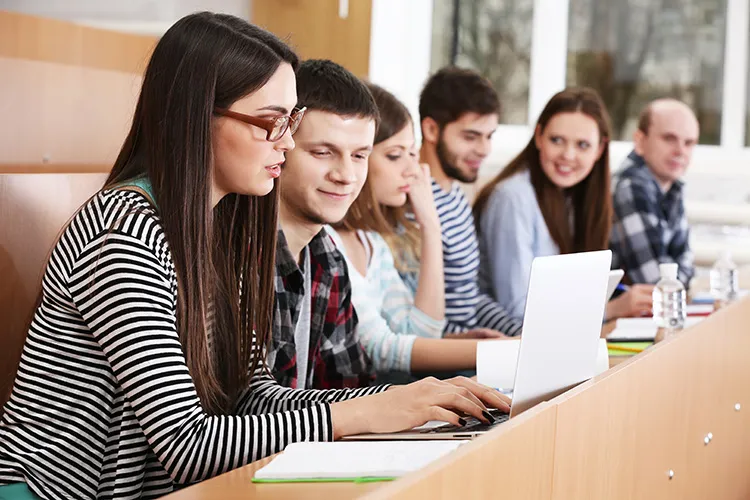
[254,440,467,480]
[608,316,704,341]
[476,338,609,390]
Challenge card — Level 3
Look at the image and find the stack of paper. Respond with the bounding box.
[253,440,466,482]
[685,304,715,316]
[607,316,704,341]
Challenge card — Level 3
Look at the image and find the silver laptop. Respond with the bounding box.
[344,250,612,440]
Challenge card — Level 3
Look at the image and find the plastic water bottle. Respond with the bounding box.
[709,250,739,310]
[652,263,686,343]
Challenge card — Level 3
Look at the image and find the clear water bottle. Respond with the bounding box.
[652,263,686,343]
[709,250,739,310]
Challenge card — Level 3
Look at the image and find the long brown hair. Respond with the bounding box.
[473,87,612,254]
[338,83,422,273]
[104,13,298,415]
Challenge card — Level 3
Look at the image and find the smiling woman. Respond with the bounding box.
[534,111,604,189]
[473,87,654,323]
[473,87,613,257]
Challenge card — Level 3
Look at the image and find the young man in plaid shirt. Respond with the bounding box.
[610,99,699,288]
[267,60,378,390]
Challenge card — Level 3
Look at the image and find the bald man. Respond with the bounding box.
[610,99,698,287]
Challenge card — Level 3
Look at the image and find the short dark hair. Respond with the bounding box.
[296,59,379,125]
[419,66,500,128]
[637,106,653,134]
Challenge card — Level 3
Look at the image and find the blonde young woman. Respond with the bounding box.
[328,84,503,379]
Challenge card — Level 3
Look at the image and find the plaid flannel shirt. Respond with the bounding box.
[268,228,375,390]
[610,151,695,287]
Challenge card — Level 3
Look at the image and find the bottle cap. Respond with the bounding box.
[659,263,678,280]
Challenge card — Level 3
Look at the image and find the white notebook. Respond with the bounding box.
[253,440,467,481]
[608,316,704,341]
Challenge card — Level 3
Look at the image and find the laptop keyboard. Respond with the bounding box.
[420,408,510,434]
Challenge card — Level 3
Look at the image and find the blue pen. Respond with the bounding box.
[616,283,630,292]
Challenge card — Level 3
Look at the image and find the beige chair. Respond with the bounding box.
[0,173,107,407]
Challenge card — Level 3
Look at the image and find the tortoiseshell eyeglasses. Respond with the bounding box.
[214,106,306,142]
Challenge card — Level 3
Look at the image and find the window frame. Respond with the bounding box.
[369,0,750,162]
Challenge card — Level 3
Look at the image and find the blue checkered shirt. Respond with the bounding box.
[609,151,694,287]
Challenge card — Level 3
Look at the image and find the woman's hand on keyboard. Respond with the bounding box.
[329,376,511,439]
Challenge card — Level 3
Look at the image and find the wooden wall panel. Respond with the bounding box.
[0,173,108,407]
[0,164,111,174]
[684,301,750,500]
[252,0,372,78]
[550,302,750,500]
[0,10,154,171]
[551,346,691,498]
[0,10,155,73]
[0,57,141,166]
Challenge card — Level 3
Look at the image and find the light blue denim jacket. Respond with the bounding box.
[477,170,560,320]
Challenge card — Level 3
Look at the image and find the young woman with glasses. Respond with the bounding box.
[0,12,507,499]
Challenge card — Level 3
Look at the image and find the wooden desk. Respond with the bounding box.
[167,302,747,499]
[164,351,623,499]
[0,173,109,406]
[165,403,558,500]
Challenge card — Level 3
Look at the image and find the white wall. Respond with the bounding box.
[368,0,434,142]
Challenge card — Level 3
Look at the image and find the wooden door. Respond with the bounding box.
[252,0,372,78]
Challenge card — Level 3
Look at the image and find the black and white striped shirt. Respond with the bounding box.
[402,181,522,336]
[0,189,384,499]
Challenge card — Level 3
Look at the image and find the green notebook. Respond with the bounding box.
[252,476,396,484]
